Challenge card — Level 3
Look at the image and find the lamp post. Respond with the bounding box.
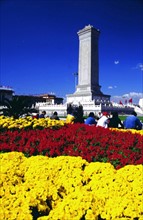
[73,72,78,90]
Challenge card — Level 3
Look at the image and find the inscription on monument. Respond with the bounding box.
[79,40,90,85]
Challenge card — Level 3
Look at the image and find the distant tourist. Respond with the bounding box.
[66,103,75,123]
[66,114,75,124]
[39,111,46,118]
[123,111,142,130]
[73,104,84,123]
[67,103,74,115]
[96,112,109,128]
[32,113,39,119]
[108,111,124,129]
[66,103,84,124]
[50,111,60,120]
[97,112,102,119]
[85,112,97,125]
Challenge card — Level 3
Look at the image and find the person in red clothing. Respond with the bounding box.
[96,112,109,128]
[32,113,39,119]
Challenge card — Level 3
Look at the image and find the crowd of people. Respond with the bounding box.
[66,104,142,130]
[32,111,60,120]
[32,104,142,130]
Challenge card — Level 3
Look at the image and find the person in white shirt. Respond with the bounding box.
[96,112,109,128]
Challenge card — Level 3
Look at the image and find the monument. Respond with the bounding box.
[36,25,135,116]
[67,25,110,105]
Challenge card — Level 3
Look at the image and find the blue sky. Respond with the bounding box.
[0,0,143,104]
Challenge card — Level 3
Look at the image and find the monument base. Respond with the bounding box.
[35,101,135,117]
[66,91,111,106]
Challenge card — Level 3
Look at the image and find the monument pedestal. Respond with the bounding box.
[67,92,110,106]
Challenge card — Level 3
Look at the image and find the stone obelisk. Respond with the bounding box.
[77,25,102,95]
[67,25,110,104]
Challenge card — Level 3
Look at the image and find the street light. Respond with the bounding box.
[73,72,78,90]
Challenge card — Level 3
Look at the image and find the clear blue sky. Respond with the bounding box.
[0,0,143,104]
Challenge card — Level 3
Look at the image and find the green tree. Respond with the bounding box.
[0,96,38,119]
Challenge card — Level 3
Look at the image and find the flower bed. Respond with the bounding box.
[0,122,142,169]
[0,115,66,130]
[1,152,143,220]
[0,116,143,219]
